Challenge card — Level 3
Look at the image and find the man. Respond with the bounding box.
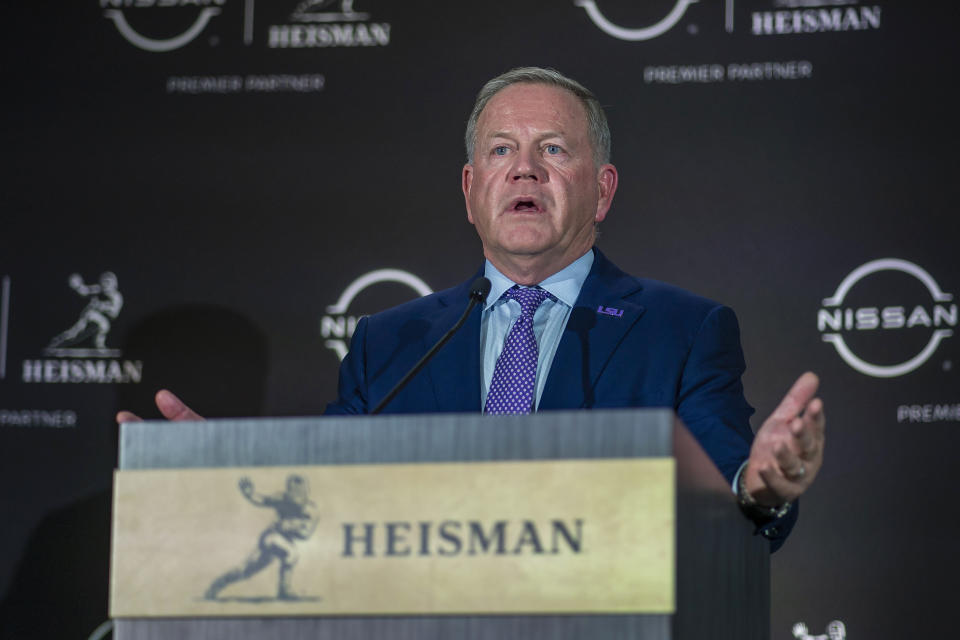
[119,67,825,550]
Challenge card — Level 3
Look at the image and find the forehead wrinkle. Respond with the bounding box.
[485,129,566,142]
[474,84,592,158]
[479,101,567,131]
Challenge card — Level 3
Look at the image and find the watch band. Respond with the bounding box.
[737,463,792,521]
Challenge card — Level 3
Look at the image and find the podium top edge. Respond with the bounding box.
[119,408,679,470]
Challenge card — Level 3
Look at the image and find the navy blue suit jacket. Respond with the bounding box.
[326,249,797,549]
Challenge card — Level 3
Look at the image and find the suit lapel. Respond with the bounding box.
[539,251,646,410]
[422,273,483,412]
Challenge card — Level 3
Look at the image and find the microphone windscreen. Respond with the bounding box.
[469,277,492,304]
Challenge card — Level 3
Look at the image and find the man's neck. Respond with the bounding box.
[485,248,594,286]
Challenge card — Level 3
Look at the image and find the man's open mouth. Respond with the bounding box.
[510,197,543,213]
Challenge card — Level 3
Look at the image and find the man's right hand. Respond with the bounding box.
[115,389,204,424]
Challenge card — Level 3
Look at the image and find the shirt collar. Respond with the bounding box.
[482,249,594,311]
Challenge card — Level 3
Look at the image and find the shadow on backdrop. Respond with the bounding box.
[0,305,268,639]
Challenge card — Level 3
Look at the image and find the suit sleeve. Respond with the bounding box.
[323,316,370,415]
[677,304,797,551]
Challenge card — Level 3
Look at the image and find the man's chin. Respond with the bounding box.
[494,224,554,251]
[497,240,554,259]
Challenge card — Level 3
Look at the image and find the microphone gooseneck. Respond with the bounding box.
[370,277,491,415]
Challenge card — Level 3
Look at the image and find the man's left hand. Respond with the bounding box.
[742,371,826,506]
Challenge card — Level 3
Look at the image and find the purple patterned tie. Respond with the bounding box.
[484,286,551,415]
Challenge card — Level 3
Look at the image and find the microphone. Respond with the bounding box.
[371,277,490,415]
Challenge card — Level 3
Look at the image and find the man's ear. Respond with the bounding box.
[595,163,619,223]
[462,163,475,224]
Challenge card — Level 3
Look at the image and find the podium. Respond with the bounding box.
[111,409,768,639]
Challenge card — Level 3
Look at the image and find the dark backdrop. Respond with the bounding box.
[2,1,958,637]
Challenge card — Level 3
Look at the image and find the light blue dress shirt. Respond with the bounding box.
[479,250,594,411]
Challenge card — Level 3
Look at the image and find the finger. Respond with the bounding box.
[116,410,143,424]
[774,442,807,482]
[155,389,204,421]
[794,402,826,459]
[804,397,826,436]
[790,415,817,457]
[772,371,820,421]
[758,466,801,504]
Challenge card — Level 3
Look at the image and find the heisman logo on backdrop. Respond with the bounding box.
[751,0,882,36]
[793,620,846,640]
[818,259,956,378]
[574,0,700,41]
[268,0,391,48]
[22,272,143,384]
[100,0,226,53]
[321,269,432,361]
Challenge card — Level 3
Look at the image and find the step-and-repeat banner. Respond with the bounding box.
[1,1,957,637]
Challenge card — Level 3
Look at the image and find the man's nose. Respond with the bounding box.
[510,148,546,182]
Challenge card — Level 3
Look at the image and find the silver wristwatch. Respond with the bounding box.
[737,464,792,520]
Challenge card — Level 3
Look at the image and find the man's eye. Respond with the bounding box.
[493,146,509,156]
[545,145,562,155]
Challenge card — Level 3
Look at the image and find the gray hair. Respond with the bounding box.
[464,67,611,167]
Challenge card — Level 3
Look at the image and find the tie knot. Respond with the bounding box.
[505,286,550,317]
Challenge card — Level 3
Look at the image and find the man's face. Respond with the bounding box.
[462,83,617,282]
